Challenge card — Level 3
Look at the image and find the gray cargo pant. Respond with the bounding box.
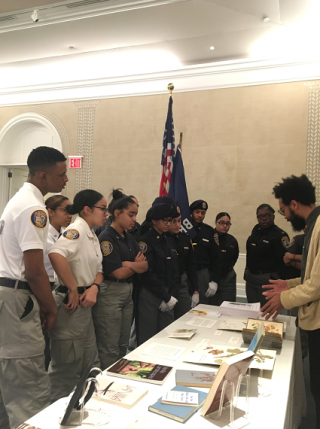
[211,269,237,306]
[92,281,133,370]
[0,286,49,429]
[49,289,99,403]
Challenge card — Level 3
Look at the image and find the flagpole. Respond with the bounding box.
[179,132,183,155]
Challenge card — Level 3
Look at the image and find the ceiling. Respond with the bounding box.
[0,0,319,83]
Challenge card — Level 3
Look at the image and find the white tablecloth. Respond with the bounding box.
[27,304,306,429]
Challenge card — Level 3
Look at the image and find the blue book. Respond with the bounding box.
[148,385,207,423]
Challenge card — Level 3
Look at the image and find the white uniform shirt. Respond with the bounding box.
[0,182,48,281]
[44,223,60,282]
[49,216,102,287]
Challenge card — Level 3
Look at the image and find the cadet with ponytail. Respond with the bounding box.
[48,189,108,402]
[92,189,147,369]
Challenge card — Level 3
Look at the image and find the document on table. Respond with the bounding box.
[141,343,186,361]
[185,317,217,328]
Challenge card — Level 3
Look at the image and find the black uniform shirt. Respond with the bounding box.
[99,226,140,279]
[213,229,239,279]
[246,223,290,276]
[168,231,199,293]
[191,222,221,282]
[139,227,180,302]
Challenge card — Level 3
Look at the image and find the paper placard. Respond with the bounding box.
[162,391,199,405]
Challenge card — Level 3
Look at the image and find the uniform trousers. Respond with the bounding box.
[49,290,99,403]
[174,272,191,320]
[197,267,211,304]
[137,287,174,346]
[211,270,237,306]
[92,281,133,370]
[0,287,49,428]
[245,270,278,307]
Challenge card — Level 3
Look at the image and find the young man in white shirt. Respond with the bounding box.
[0,146,68,429]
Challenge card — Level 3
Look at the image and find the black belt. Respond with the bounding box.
[105,276,133,284]
[56,285,88,294]
[0,277,31,291]
[196,264,209,271]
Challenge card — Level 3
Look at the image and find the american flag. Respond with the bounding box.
[159,96,175,197]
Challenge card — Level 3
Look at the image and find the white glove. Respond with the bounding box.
[159,296,178,312]
[166,296,178,310]
[191,293,200,308]
[159,300,169,312]
[205,281,218,298]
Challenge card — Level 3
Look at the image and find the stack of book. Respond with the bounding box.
[219,301,260,319]
[242,319,284,349]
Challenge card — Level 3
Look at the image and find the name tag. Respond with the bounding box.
[202,238,209,242]
[166,257,172,260]
[221,250,226,252]
[184,247,189,249]
[263,240,269,243]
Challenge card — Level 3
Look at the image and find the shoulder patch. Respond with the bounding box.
[281,236,290,249]
[31,210,47,229]
[214,232,220,246]
[100,241,113,256]
[63,229,80,240]
[139,241,148,254]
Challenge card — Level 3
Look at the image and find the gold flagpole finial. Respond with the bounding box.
[168,83,174,96]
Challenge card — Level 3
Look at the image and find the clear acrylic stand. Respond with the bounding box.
[59,369,110,427]
[257,368,271,397]
[211,373,250,429]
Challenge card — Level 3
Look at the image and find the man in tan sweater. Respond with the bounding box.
[261,174,320,429]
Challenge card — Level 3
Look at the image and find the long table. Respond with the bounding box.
[27,304,306,429]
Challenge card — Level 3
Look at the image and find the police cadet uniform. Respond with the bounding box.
[169,207,199,319]
[212,229,239,305]
[190,200,221,305]
[92,226,140,370]
[48,216,102,403]
[44,223,61,288]
[0,183,50,429]
[137,204,180,345]
[245,223,290,306]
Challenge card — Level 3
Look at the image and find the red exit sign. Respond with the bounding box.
[68,156,83,169]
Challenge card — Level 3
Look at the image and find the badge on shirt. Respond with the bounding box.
[100,241,113,256]
[214,233,219,246]
[31,210,47,229]
[139,241,148,254]
[63,229,80,240]
[282,236,290,249]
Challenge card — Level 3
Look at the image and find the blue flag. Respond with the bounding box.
[168,143,196,239]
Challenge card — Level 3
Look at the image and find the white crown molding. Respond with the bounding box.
[0,0,188,33]
[1,57,320,106]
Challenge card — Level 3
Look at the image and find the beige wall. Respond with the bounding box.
[0,81,309,251]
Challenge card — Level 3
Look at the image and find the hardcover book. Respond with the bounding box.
[148,385,207,423]
[106,359,173,385]
[95,375,148,409]
[242,319,284,349]
[200,350,254,417]
[175,369,217,388]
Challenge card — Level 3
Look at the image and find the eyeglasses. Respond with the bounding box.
[161,218,174,224]
[257,213,273,220]
[93,206,108,213]
[56,207,69,213]
[217,221,231,226]
[278,205,286,216]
